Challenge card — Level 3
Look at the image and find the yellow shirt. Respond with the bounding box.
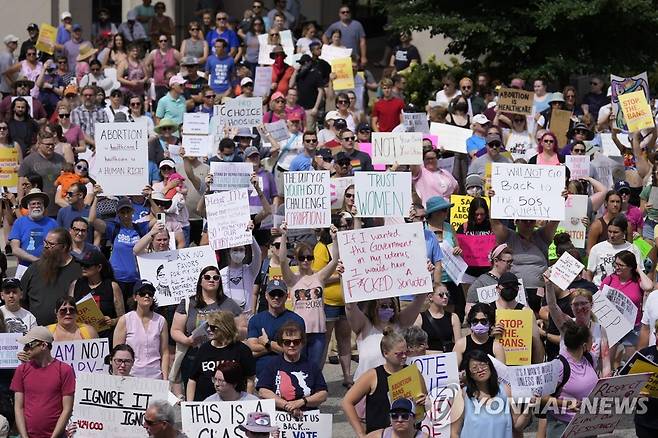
[312,242,343,306]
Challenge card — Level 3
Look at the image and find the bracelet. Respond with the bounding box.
[302,397,308,406]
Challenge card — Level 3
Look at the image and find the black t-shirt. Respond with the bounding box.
[635,346,658,428]
[189,340,256,401]
[296,66,325,110]
[392,44,421,71]
[183,76,208,100]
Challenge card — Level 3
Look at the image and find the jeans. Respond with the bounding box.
[305,333,327,368]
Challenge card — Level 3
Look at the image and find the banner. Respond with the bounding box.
[559,194,588,248]
[403,112,429,133]
[330,57,355,90]
[93,121,148,196]
[35,23,57,54]
[449,195,490,230]
[476,279,527,307]
[253,66,272,97]
[496,88,533,115]
[610,72,649,131]
[52,339,109,373]
[619,90,655,132]
[76,294,111,333]
[182,113,210,135]
[206,189,252,250]
[592,292,633,346]
[216,97,262,128]
[496,308,533,365]
[337,222,432,303]
[354,171,411,218]
[73,372,169,438]
[549,251,585,290]
[490,163,565,220]
[0,333,21,369]
[456,234,496,267]
[284,171,331,228]
[273,411,332,438]
[0,146,19,187]
[181,399,276,438]
[371,132,423,165]
[565,155,589,180]
[182,135,212,158]
[429,123,470,154]
[210,162,253,191]
[137,245,219,306]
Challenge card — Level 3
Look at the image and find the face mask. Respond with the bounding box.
[500,287,518,302]
[230,250,245,264]
[378,307,395,322]
[470,322,490,335]
[455,102,468,112]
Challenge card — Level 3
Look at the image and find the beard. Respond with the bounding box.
[39,248,66,284]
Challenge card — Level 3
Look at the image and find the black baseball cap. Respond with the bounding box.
[133,280,156,295]
[78,249,106,267]
[498,272,520,287]
[1,278,20,290]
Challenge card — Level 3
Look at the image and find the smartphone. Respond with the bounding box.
[157,213,166,226]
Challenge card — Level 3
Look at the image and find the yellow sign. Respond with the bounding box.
[35,23,57,55]
[76,294,111,333]
[330,57,355,91]
[484,162,492,193]
[619,90,655,132]
[629,357,658,397]
[496,308,533,365]
[388,364,427,420]
[0,147,18,188]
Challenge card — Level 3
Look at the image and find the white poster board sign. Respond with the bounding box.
[337,222,432,303]
[549,252,585,290]
[257,33,274,65]
[320,44,352,61]
[599,132,624,157]
[284,171,331,228]
[565,155,589,179]
[476,279,527,307]
[181,399,276,438]
[273,411,332,438]
[592,291,634,346]
[496,360,561,397]
[265,120,290,142]
[215,97,262,128]
[52,338,109,373]
[490,163,566,220]
[0,333,21,368]
[371,132,423,165]
[210,162,253,191]
[559,194,588,248]
[93,121,148,195]
[602,284,638,327]
[182,135,212,158]
[254,66,272,97]
[439,241,474,285]
[205,189,252,250]
[354,171,411,218]
[403,112,429,133]
[430,122,471,154]
[182,112,210,135]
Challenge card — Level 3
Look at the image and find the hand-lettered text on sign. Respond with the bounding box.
[284,171,331,228]
[371,132,423,165]
[354,171,412,218]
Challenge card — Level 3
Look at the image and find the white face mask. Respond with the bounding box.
[230,250,245,264]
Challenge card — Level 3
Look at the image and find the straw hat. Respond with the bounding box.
[76,44,98,62]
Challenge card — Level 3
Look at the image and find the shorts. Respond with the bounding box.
[324,304,346,322]
[620,325,640,347]
[643,219,657,241]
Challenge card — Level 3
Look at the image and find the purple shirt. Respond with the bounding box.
[250,168,277,215]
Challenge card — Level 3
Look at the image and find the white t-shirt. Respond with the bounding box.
[586,240,642,285]
[641,290,658,346]
[434,89,461,108]
[1,305,37,333]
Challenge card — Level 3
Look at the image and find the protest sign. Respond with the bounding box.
[210,162,253,191]
[331,176,354,209]
[456,234,496,267]
[561,373,651,438]
[93,121,148,196]
[592,291,633,346]
[599,132,626,157]
[559,194,588,248]
[182,113,210,135]
[35,23,56,54]
[449,195,490,229]
[76,294,111,333]
[601,284,638,326]
[265,119,290,142]
[330,57,355,90]
[611,72,650,131]
[354,171,411,218]
[439,241,474,285]
[320,44,352,61]
[0,146,19,187]
[403,112,429,133]
[137,245,219,306]
[181,399,276,438]
[73,372,169,438]
[182,135,212,158]
[429,123,470,154]
[549,109,572,146]
[215,97,262,129]
[490,163,565,220]
[438,156,454,174]
[0,333,21,368]
[206,189,252,250]
[257,33,274,65]
[388,363,427,420]
[619,90,655,132]
[284,171,331,228]
[371,132,423,165]
[476,279,527,307]
[273,411,332,438]
[549,252,585,290]
[498,88,533,115]
[338,222,432,303]
[253,66,272,97]
[506,360,560,397]
[623,351,658,398]
[565,155,589,179]
[53,339,109,373]
[356,143,386,170]
[496,308,533,365]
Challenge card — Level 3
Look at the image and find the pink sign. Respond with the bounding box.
[457,234,496,267]
[358,142,386,170]
[424,134,438,147]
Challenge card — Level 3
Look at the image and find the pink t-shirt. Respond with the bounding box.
[291,273,326,333]
[552,350,598,423]
[413,166,459,205]
[625,205,644,233]
[601,274,643,325]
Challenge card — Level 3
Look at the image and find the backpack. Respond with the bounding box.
[552,352,594,397]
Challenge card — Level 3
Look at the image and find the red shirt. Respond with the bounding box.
[372,97,404,132]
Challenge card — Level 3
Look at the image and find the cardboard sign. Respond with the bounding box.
[182,135,212,158]
[449,195,490,229]
[476,279,528,307]
[565,155,589,179]
[35,23,56,54]
[216,97,262,128]
[549,252,585,290]
[610,72,650,131]
[388,363,426,420]
[181,399,276,438]
[76,294,111,333]
[592,292,633,346]
[330,176,354,209]
[354,171,411,218]
[549,109,572,147]
[93,121,148,196]
[490,163,565,220]
[625,351,658,398]
[0,146,19,187]
[330,57,355,90]
[619,90,655,132]
[0,333,21,369]
[73,372,169,438]
[500,360,560,397]
[559,194,588,248]
[283,171,331,228]
[429,123,470,154]
[456,234,496,267]
[182,113,210,135]
[403,112,429,133]
[337,222,432,303]
[210,162,253,191]
[371,132,423,165]
[601,284,638,326]
[253,66,272,97]
[52,339,109,373]
[205,189,252,250]
[265,120,290,142]
[497,88,533,115]
[496,308,533,365]
[137,246,219,307]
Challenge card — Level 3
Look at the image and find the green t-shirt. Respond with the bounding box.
[639,184,658,222]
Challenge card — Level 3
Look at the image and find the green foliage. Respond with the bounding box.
[399,56,465,107]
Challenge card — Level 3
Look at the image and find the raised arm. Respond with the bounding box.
[248,235,262,278]
[316,225,339,283]
[278,223,298,286]
[543,273,571,335]
[581,176,607,211]
[634,128,655,179]
[336,260,369,335]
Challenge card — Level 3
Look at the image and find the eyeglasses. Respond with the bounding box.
[26,52,36,56]
[159,39,168,43]
[23,340,43,351]
[58,307,77,315]
[488,142,502,149]
[137,289,155,297]
[211,377,226,384]
[113,358,134,366]
[59,113,71,118]
[268,291,286,299]
[204,95,215,99]
[130,102,142,107]
[269,33,279,37]
[0,126,8,131]
[572,148,586,154]
[143,419,163,427]
[75,164,88,171]
[342,136,355,142]
[71,227,88,234]
[217,17,227,21]
[340,10,350,14]
[543,139,555,144]
[274,99,285,103]
[470,318,489,325]
[337,100,349,105]
[282,338,302,347]
[344,193,354,199]
[461,85,472,90]
[497,258,513,265]
[304,138,318,144]
[297,255,314,262]
[436,292,449,298]
[390,412,412,421]
[574,129,586,135]
[203,274,221,281]
[44,240,63,248]
[469,363,489,373]
[272,242,284,249]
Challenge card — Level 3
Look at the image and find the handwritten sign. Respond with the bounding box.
[273,411,332,438]
[331,176,354,209]
[73,372,169,438]
[429,123,470,154]
[565,155,589,179]
[209,162,253,191]
[356,142,386,170]
[283,171,331,228]
[0,333,21,368]
[611,72,650,131]
[476,280,527,307]
[439,240,473,285]
[549,252,585,290]
[0,147,18,187]
[371,132,423,165]
[93,121,148,196]
[449,195,490,229]
[76,294,111,333]
[354,171,411,218]
[216,97,262,128]
[559,194,588,248]
[35,23,57,54]
[497,88,533,115]
[549,109,572,147]
[253,66,272,97]
[181,399,276,438]
[619,90,655,132]
[265,119,290,142]
[338,222,432,303]
[182,135,212,158]
[403,112,429,133]
[496,308,533,365]
[592,292,633,346]
[602,284,638,326]
[182,113,210,135]
[330,57,355,90]
[53,339,109,373]
[491,163,565,220]
[456,234,496,267]
[205,189,252,250]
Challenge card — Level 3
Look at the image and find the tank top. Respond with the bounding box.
[382,427,425,438]
[354,322,385,380]
[73,278,117,322]
[420,310,454,352]
[461,384,513,438]
[464,334,495,358]
[183,39,205,59]
[596,217,609,245]
[124,310,165,379]
[123,60,146,96]
[20,60,41,98]
[366,365,392,433]
[153,49,177,86]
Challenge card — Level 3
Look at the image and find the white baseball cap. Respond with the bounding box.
[169,74,187,87]
[61,11,72,20]
[3,35,18,44]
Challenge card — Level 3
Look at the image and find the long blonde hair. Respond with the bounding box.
[205,311,239,344]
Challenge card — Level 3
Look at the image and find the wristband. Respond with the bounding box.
[302,397,308,406]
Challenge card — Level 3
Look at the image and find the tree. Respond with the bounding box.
[376,0,658,83]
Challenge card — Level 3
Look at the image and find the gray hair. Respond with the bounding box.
[401,325,428,348]
[148,399,176,424]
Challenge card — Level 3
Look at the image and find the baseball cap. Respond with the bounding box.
[297,54,312,64]
[472,114,490,125]
[1,278,20,290]
[486,133,502,145]
[169,74,186,87]
[238,412,278,434]
[18,326,54,345]
[127,10,137,21]
[324,110,340,121]
[244,146,260,157]
[78,249,106,267]
[61,11,72,20]
[271,91,285,101]
[335,151,351,164]
[390,398,416,415]
[26,23,38,31]
[133,280,156,295]
[498,272,520,286]
[334,118,348,130]
[159,159,176,169]
[265,279,287,296]
[72,24,82,32]
[116,197,134,212]
[287,112,302,122]
[316,148,333,163]
[356,122,372,132]
[240,77,254,87]
[3,35,18,44]
[614,180,631,194]
[180,56,199,66]
[64,84,78,97]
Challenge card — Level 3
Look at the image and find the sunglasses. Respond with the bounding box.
[436,292,449,298]
[159,39,168,43]
[304,138,318,144]
[58,307,77,315]
[204,95,215,99]
[390,412,412,421]
[65,191,79,197]
[282,338,302,347]
[342,136,355,142]
[75,164,88,171]
[470,318,489,325]
[0,126,8,131]
[344,193,354,199]
[23,340,42,351]
[268,291,286,298]
[543,139,555,144]
[488,142,502,148]
[130,102,142,107]
[337,100,349,105]
[203,274,220,281]
[572,148,586,154]
[143,419,162,427]
[297,255,314,262]
[59,113,71,118]
[137,290,155,297]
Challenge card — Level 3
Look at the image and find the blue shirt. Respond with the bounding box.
[8,216,58,266]
[56,204,92,242]
[289,154,313,171]
[105,220,149,282]
[248,309,305,375]
[205,29,239,52]
[56,24,71,45]
[206,54,234,93]
[466,135,486,156]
